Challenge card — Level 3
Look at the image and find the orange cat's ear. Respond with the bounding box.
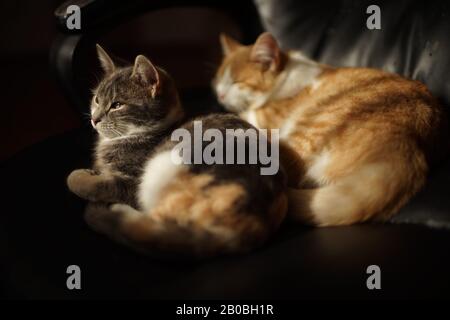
[96,44,115,75]
[220,33,241,55]
[131,55,160,98]
[250,32,280,72]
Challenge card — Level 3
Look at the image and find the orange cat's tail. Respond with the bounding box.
[287,160,428,226]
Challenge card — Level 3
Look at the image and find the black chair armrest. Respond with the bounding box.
[54,0,258,35]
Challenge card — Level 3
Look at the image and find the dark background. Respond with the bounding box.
[0,0,241,161]
[2,0,450,300]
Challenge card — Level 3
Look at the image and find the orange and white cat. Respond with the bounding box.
[214,32,447,227]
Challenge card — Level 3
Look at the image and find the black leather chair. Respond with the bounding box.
[2,0,450,299]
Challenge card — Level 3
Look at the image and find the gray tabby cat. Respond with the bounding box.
[67,45,287,257]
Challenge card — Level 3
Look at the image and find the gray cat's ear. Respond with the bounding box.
[220,33,241,56]
[131,55,160,98]
[96,44,115,75]
[250,32,280,72]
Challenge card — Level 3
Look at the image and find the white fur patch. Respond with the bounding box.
[138,151,186,212]
[215,67,268,113]
[215,67,233,99]
[276,53,325,137]
[305,150,331,186]
[311,78,322,91]
[126,125,151,136]
[272,51,323,100]
[279,116,297,139]
[242,110,259,127]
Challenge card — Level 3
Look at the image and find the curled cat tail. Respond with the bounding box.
[85,194,286,258]
[287,157,428,226]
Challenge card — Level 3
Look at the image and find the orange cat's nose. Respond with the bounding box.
[218,93,225,101]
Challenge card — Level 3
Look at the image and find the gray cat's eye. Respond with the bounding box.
[110,102,122,110]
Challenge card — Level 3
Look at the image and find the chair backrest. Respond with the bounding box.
[254,0,450,106]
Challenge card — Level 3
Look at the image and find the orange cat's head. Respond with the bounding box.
[213,32,286,113]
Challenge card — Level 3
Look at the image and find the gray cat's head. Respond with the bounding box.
[91,45,183,139]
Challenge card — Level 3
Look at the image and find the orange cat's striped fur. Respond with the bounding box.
[214,32,447,226]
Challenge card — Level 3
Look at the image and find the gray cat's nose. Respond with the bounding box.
[91,118,100,128]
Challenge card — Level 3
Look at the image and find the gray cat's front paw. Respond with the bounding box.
[67,169,99,201]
